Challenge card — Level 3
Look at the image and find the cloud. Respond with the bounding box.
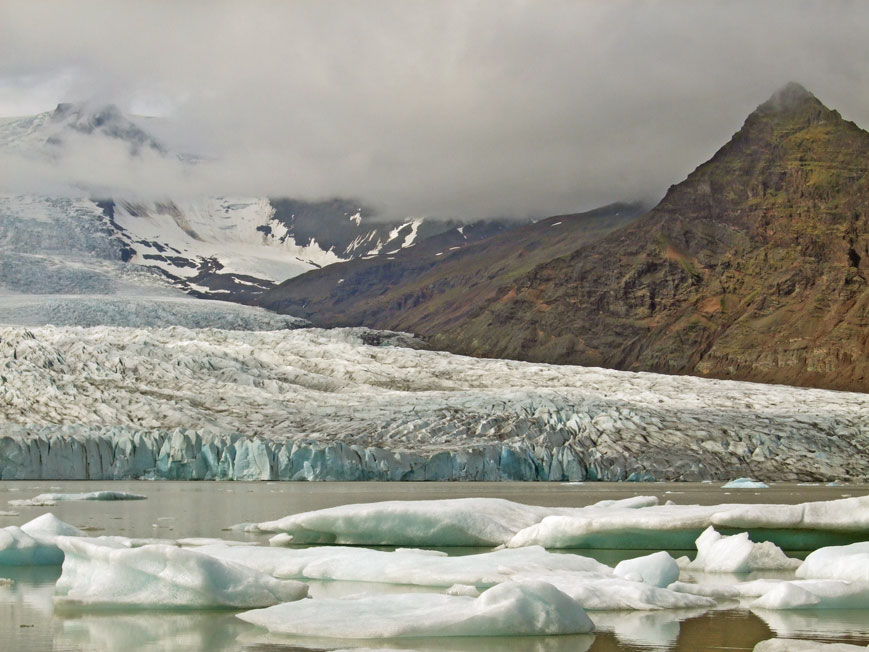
[1,0,868,219]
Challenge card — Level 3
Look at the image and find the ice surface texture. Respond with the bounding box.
[2,325,868,482]
[237,581,594,638]
[54,537,308,608]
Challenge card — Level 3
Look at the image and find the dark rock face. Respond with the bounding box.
[258,203,645,334]
[433,84,869,392]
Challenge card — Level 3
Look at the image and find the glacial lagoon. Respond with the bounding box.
[1,481,868,652]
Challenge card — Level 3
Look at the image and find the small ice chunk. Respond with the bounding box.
[689,527,799,573]
[9,491,146,507]
[20,513,86,538]
[446,584,480,597]
[54,537,308,608]
[722,478,770,489]
[237,581,594,637]
[754,639,869,651]
[614,551,679,588]
[796,542,869,583]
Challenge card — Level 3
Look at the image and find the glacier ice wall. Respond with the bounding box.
[1,325,868,482]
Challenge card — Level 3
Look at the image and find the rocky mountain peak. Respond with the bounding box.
[756,81,819,113]
[48,102,164,154]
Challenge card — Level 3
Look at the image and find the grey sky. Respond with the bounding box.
[1,0,868,219]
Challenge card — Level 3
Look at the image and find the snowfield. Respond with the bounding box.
[1,324,868,482]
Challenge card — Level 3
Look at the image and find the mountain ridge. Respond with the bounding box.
[428,83,868,391]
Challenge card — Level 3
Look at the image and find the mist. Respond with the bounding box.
[1,0,868,220]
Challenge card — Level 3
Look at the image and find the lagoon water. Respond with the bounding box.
[1,481,868,652]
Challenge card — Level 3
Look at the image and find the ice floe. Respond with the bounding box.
[237,581,594,637]
[796,542,869,583]
[54,537,308,608]
[686,527,800,573]
[0,513,85,565]
[613,551,680,587]
[9,490,146,507]
[723,478,770,489]
[244,495,869,550]
[196,543,610,587]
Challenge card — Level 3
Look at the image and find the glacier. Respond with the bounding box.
[2,324,868,483]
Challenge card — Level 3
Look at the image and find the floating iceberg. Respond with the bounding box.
[196,543,610,587]
[0,513,84,565]
[244,495,869,550]
[687,527,800,573]
[244,497,560,546]
[671,577,869,610]
[796,542,869,584]
[613,551,680,588]
[723,478,770,489]
[54,537,308,608]
[9,490,147,507]
[237,581,594,637]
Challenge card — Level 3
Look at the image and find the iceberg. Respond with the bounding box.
[796,542,869,583]
[687,527,800,573]
[245,497,557,546]
[9,490,146,507]
[613,551,680,587]
[54,537,308,608]
[196,543,610,587]
[244,495,869,550]
[723,478,770,489]
[237,581,594,637]
[0,513,85,565]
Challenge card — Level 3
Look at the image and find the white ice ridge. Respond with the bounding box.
[2,325,868,482]
[243,495,869,550]
[796,542,869,583]
[236,581,594,638]
[9,490,146,507]
[54,537,308,609]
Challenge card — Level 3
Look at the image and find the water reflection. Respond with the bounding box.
[235,632,596,652]
[2,481,869,651]
[56,612,249,652]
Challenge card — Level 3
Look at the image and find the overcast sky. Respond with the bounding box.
[1,0,868,220]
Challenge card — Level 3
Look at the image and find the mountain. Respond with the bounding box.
[426,83,868,391]
[258,202,646,332]
[0,103,515,303]
[262,83,869,392]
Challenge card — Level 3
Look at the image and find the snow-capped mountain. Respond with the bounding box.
[0,103,502,303]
